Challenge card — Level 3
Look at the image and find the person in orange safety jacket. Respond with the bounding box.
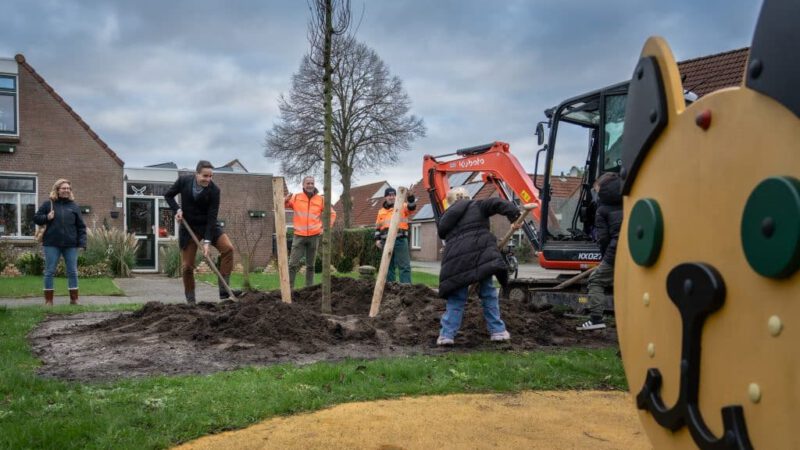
[284,176,336,287]
[374,187,416,284]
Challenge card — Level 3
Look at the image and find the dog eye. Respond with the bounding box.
[628,198,663,267]
[740,176,800,278]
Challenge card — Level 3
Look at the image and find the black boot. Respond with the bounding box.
[218,275,242,299]
[185,291,196,305]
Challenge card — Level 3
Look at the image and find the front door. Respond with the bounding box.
[127,198,156,269]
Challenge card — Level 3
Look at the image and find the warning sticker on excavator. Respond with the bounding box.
[520,190,531,202]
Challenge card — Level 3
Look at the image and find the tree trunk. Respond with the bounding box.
[341,166,353,229]
[320,0,334,314]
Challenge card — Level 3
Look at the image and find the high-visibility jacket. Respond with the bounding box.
[375,203,413,240]
[285,191,336,237]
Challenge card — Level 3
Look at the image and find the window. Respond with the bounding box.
[603,94,627,172]
[0,175,36,237]
[411,223,421,249]
[158,199,176,238]
[0,75,18,135]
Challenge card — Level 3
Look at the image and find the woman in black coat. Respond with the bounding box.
[436,188,521,345]
[33,178,86,306]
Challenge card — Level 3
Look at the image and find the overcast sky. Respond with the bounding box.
[2,1,761,198]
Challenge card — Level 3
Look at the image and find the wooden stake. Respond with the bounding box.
[272,177,292,303]
[180,220,237,300]
[369,186,407,317]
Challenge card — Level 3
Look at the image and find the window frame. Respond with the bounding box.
[0,173,38,239]
[0,74,19,136]
[411,223,421,249]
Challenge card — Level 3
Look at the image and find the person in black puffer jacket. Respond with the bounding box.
[577,172,623,331]
[436,188,521,345]
[33,178,87,306]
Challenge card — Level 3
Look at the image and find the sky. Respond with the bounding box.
[1,0,762,199]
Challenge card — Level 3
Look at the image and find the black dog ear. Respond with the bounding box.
[746,0,800,119]
[620,38,684,195]
[620,56,667,195]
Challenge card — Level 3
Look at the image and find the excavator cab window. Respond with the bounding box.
[603,94,627,172]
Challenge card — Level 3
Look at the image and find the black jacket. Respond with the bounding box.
[437,197,520,299]
[33,198,87,248]
[596,174,623,265]
[164,174,223,249]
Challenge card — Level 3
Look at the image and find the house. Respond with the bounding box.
[332,180,392,228]
[0,54,277,271]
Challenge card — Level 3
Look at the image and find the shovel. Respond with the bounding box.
[180,220,239,300]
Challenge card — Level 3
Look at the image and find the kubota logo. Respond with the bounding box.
[458,157,485,169]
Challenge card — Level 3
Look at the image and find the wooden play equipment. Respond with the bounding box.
[616,1,799,448]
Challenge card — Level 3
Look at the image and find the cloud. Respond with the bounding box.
[1,0,762,199]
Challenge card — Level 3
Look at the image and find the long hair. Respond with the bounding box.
[49,178,75,201]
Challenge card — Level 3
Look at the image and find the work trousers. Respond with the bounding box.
[181,233,234,295]
[386,237,411,284]
[288,234,320,288]
[587,262,614,317]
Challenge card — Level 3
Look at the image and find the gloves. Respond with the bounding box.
[407,194,416,203]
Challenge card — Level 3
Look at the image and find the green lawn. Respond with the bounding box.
[197,270,440,291]
[0,305,625,450]
[0,276,124,298]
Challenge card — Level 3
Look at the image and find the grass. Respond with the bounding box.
[0,276,124,298]
[196,270,441,291]
[0,305,625,450]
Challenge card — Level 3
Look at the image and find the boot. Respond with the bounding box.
[69,288,79,305]
[218,275,243,299]
[185,291,196,305]
[44,289,54,306]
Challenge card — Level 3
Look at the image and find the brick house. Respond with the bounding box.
[0,54,276,271]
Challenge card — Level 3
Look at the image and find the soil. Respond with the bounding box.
[29,277,616,382]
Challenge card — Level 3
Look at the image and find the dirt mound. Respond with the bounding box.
[29,277,615,381]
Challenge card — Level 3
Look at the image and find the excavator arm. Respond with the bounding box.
[422,141,543,251]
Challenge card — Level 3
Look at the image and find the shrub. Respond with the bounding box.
[334,255,354,273]
[0,241,13,272]
[160,241,182,278]
[16,251,44,275]
[85,228,139,277]
[55,260,111,278]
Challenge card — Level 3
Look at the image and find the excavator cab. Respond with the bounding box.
[533,81,628,269]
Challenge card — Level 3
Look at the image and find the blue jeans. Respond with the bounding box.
[43,246,79,290]
[386,237,411,284]
[439,276,506,339]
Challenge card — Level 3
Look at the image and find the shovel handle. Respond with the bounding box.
[498,203,537,250]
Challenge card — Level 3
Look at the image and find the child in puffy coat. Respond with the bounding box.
[577,172,622,331]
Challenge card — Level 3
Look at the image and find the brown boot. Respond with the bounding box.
[69,288,79,305]
[44,289,54,306]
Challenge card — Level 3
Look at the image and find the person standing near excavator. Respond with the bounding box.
[285,176,336,288]
[374,187,416,284]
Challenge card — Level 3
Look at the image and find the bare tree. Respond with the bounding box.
[225,200,268,292]
[265,19,426,230]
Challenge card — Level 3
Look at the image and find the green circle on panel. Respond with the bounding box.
[628,199,663,267]
[741,176,800,278]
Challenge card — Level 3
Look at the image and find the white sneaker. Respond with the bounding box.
[437,336,454,346]
[576,320,606,331]
[490,330,511,341]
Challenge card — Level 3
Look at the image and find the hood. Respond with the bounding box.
[598,175,622,206]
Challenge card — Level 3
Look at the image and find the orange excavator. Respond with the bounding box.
[422,83,630,310]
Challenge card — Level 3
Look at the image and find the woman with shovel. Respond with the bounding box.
[165,160,241,304]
